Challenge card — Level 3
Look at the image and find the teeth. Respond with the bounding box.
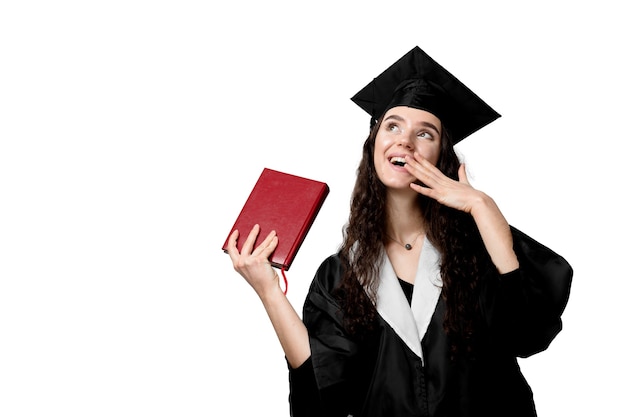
[390,156,406,166]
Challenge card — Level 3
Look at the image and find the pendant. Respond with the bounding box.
[405,243,412,250]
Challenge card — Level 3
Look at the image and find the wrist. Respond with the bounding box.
[468,191,492,216]
[258,277,286,304]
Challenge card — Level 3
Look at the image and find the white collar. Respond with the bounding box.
[375,237,443,360]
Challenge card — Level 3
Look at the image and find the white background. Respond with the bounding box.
[1,1,624,416]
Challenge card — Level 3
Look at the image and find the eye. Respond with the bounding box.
[417,131,434,140]
[386,122,400,132]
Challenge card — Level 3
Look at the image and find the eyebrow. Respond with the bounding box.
[383,114,441,135]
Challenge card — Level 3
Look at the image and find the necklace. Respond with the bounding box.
[386,233,421,251]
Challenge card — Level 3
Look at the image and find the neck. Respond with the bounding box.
[385,191,425,242]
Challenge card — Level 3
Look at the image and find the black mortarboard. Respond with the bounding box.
[351,45,500,143]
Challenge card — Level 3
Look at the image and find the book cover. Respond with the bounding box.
[222,168,329,270]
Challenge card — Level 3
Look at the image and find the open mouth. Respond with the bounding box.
[390,156,407,167]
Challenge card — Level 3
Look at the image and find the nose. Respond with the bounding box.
[397,133,414,150]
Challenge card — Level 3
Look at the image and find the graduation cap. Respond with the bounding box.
[351,45,500,143]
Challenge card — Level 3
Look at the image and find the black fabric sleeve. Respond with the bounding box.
[288,357,323,417]
[480,226,573,357]
[286,255,356,417]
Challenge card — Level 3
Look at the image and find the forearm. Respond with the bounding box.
[259,285,311,368]
[470,193,519,274]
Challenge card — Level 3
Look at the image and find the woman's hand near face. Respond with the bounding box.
[406,152,519,273]
[227,224,282,299]
[406,152,485,213]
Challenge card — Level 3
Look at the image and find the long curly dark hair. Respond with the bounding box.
[334,118,490,355]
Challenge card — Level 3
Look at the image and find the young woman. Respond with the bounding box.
[226,45,573,417]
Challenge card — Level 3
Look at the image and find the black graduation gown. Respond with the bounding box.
[288,227,573,417]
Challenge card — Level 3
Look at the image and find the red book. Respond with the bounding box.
[222,168,329,270]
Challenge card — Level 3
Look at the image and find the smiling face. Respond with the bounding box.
[374,106,442,189]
